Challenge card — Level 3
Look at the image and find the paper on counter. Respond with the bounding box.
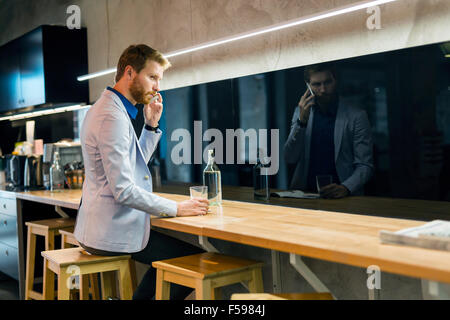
[271,190,320,199]
[385,220,450,238]
[379,220,450,252]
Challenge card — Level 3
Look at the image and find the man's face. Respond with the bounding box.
[129,60,164,104]
[308,71,337,105]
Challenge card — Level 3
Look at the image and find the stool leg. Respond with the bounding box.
[101,271,117,300]
[195,279,212,300]
[42,258,55,300]
[61,234,67,249]
[248,268,264,293]
[89,274,100,300]
[43,230,55,299]
[212,287,222,300]
[57,267,71,300]
[25,227,36,300]
[80,275,90,300]
[128,259,137,292]
[155,269,170,300]
[119,261,133,300]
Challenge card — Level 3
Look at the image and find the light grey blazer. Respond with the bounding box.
[284,100,374,195]
[74,89,177,253]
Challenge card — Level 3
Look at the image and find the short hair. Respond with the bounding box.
[303,62,337,83]
[115,44,171,82]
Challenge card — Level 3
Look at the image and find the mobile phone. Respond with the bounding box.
[306,82,315,96]
[150,93,159,104]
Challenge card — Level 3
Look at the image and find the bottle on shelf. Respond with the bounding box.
[203,149,222,206]
[50,151,65,191]
[253,148,270,200]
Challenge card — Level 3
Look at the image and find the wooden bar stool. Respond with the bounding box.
[25,218,75,300]
[231,293,334,300]
[59,230,100,300]
[60,229,79,248]
[152,252,264,300]
[41,247,135,300]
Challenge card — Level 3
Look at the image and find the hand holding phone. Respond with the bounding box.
[297,83,315,126]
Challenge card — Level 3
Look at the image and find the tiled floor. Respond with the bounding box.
[0,272,20,300]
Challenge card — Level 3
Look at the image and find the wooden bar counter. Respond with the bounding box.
[12,185,450,286]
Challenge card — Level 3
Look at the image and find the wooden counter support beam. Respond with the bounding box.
[421,280,449,299]
[55,206,70,219]
[271,250,282,294]
[198,236,219,253]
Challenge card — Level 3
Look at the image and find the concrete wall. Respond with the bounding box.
[1,0,450,299]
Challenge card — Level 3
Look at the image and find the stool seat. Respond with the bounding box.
[231,293,334,300]
[41,247,135,300]
[42,247,131,269]
[26,218,76,230]
[153,253,263,279]
[59,230,99,300]
[153,253,264,300]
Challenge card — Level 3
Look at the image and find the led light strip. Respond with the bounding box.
[77,0,398,82]
[0,104,91,122]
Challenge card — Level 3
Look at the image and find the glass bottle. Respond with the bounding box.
[203,149,222,205]
[50,151,65,191]
[253,148,270,200]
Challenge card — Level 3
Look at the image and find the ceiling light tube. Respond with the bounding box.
[77,0,398,81]
[77,67,117,81]
[0,104,91,122]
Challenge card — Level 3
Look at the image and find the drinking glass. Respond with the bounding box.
[190,186,208,200]
[316,175,332,195]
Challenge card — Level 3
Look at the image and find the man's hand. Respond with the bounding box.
[298,88,315,126]
[176,198,209,216]
[320,184,349,199]
[144,93,163,127]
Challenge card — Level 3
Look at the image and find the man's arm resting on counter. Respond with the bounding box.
[98,112,177,217]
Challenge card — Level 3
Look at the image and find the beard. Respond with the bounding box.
[129,77,153,104]
[316,92,338,107]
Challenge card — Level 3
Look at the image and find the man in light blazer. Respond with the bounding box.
[284,63,374,198]
[74,45,209,299]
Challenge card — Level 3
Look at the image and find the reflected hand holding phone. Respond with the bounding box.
[298,82,315,126]
[306,82,315,97]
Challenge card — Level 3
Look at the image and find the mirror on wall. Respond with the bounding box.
[154,40,450,203]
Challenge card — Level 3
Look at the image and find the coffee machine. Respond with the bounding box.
[5,155,27,191]
[24,155,44,190]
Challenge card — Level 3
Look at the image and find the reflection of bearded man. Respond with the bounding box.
[284,62,374,199]
[129,76,155,104]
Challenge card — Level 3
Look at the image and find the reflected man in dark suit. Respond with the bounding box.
[284,63,374,198]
